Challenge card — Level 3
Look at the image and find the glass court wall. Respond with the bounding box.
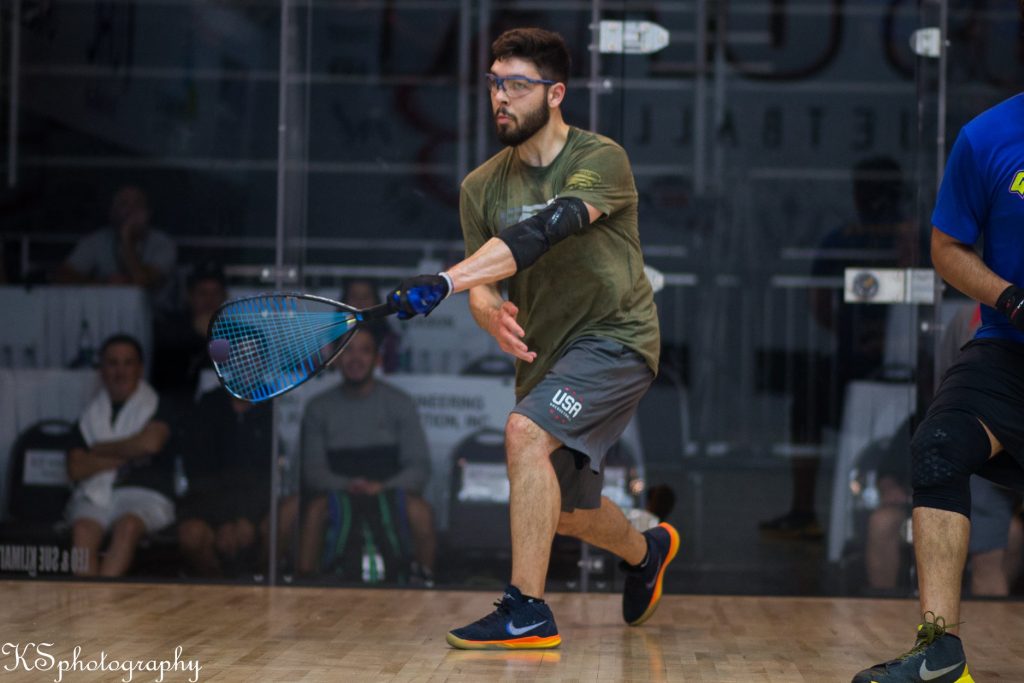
[1,0,1022,597]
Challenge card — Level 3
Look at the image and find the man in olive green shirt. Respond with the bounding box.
[387,28,678,649]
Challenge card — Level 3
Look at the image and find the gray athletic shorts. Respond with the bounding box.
[969,476,1021,554]
[512,336,654,512]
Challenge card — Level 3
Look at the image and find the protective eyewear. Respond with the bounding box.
[485,73,555,98]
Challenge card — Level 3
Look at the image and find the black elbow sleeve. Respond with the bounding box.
[497,197,591,271]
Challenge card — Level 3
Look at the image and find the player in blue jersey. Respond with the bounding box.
[851,96,1024,683]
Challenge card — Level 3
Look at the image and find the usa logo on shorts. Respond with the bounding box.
[549,387,582,424]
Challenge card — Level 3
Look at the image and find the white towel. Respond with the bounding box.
[76,380,159,506]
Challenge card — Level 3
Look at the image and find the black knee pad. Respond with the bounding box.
[911,411,991,517]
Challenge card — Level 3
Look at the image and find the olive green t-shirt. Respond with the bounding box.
[460,127,660,399]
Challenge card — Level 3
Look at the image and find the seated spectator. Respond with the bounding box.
[176,388,297,577]
[55,185,177,304]
[151,261,227,400]
[965,478,1023,596]
[341,277,401,373]
[65,334,176,577]
[298,327,435,584]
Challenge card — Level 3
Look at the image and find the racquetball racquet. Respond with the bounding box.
[206,293,393,403]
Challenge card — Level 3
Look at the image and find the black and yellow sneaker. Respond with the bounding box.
[852,612,974,683]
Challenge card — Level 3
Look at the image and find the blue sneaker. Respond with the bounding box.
[852,613,974,682]
[622,522,680,626]
[446,585,561,649]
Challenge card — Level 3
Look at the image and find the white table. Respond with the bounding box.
[0,285,152,369]
[0,368,100,514]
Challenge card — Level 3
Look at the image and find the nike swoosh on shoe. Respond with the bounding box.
[506,620,547,637]
[919,659,965,681]
[645,559,663,590]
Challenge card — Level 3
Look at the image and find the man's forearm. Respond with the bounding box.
[386,465,428,494]
[54,263,94,284]
[468,284,504,333]
[302,451,351,492]
[933,236,1009,307]
[68,452,122,481]
[447,238,517,293]
[89,422,169,462]
[119,244,163,288]
[89,440,146,461]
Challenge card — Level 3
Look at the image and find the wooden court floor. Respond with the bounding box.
[2,581,1022,682]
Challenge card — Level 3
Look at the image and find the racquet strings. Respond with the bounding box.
[209,295,359,401]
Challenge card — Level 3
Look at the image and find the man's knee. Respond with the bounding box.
[911,412,992,517]
[868,505,906,535]
[178,518,212,550]
[505,413,557,465]
[505,413,540,448]
[556,510,581,537]
[304,495,329,522]
[72,517,104,541]
[405,493,434,524]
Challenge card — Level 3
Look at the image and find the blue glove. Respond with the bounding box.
[387,273,452,319]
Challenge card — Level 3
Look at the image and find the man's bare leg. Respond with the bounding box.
[446,414,564,650]
[1005,514,1023,583]
[969,548,1009,596]
[406,493,437,573]
[178,518,221,576]
[556,496,646,565]
[71,518,104,577]
[297,495,329,575]
[506,413,561,598]
[100,514,146,577]
[916,418,1001,633]
[914,507,970,631]
[866,505,907,589]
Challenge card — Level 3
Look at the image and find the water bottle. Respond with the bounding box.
[360,530,385,583]
[862,471,880,510]
[174,455,189,497]
[70,319,95,369]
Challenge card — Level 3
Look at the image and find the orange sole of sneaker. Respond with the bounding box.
[628,522,681,627]
[445,632,561,650]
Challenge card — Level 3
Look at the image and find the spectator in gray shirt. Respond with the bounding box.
[298,327,437,584]
[56,185,177,302]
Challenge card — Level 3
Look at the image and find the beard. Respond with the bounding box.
[495,100,550,146]
[342,367,374,389]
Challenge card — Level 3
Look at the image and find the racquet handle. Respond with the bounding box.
[358,303,396,321]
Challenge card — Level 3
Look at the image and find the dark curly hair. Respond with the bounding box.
[491,28,570,85]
